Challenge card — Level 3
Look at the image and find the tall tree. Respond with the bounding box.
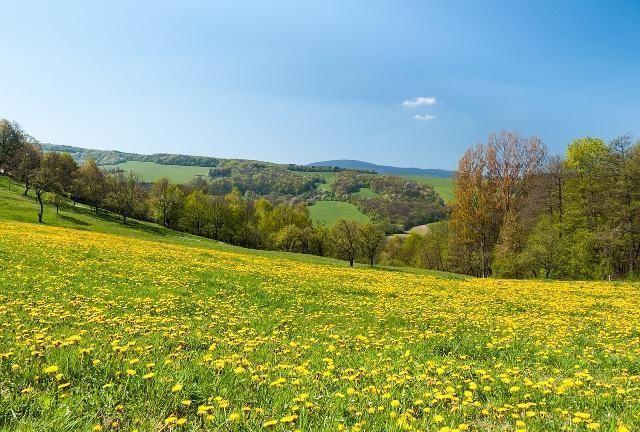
[182,190,211,236]
[31,152,76,222]
[105,171,146,223]
[448,144,495,277]
[149,178,184,228]
[0,119,26,169]
[357,223,387,266]
[449,132,546,277]
[331,220,360,267]
[75,158,106,213]
[7,143,42,195]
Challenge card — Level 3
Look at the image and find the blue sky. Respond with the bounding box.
[1,1,639,169]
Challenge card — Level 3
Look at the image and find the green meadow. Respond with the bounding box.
[102,161,213,183]
[308,200,370,226]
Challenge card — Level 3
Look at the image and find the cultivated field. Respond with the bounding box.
[1,213,639,431]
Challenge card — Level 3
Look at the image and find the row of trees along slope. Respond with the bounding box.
[0,119,389,267]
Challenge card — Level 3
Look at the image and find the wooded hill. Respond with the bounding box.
[40,143,449,231]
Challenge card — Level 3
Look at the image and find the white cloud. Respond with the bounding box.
[413,114,435,121]
[402,96,437,108]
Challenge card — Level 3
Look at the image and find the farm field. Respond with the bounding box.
[308,200,370,226]
[1,212,640,431]
[102,161,213,183]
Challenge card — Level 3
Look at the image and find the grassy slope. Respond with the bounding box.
[352,187,377,199]
[102,161,213,183]
[308,200,370,226]
[1,176,639,430]
[0,177,364,267]
[399,174,455,203]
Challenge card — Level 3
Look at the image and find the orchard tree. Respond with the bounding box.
[150,178,184,227]
[0,119,26,169]
[357,222,387,266]
[75,158,106,213]
[182,190,211,236]
[7,143,41,195]
[31,152,76,222]
[331,219,360,267]
[105,171,146,223]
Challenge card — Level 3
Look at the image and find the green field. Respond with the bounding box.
[400,175,455,203]
[352,187,378,199]
[308,200,370,226]
[102,161,213,184]
[2,174,640,431]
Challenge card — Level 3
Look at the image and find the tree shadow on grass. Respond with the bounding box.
[57,214,90,226]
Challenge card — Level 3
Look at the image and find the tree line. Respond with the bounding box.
[1,119,388,267]
[384,130,640,280]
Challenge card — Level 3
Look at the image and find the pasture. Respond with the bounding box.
[308,200,370,226]
[399,175,455,203]
[102,161,213,184]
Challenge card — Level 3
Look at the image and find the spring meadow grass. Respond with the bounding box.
[1,178,640,431]
[101,162,213,184]
[308,201,370,226]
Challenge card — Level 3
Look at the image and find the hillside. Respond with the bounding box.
[1,175,640,430]
[42,144,451,227]
[308,159,455,178]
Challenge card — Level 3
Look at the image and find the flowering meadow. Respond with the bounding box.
[1,221,639,431]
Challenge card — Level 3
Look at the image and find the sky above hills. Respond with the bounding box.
[2,1,639,169]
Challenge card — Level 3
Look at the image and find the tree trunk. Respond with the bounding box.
[23,180,29,196]
[55,204,59,214]
[370,256,374,266]
[36,191,44,223]
[349,257,354,267]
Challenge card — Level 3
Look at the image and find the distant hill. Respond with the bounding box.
[308,159,455,178]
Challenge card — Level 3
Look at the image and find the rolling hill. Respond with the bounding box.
[42,144,454,225]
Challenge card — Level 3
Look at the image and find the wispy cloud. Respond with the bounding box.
[402,96,437,108]
[413,114,436,121]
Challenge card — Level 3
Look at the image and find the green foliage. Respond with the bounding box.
[566,137,608,172]
[0,119,28,168]
[356,222,387,266]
